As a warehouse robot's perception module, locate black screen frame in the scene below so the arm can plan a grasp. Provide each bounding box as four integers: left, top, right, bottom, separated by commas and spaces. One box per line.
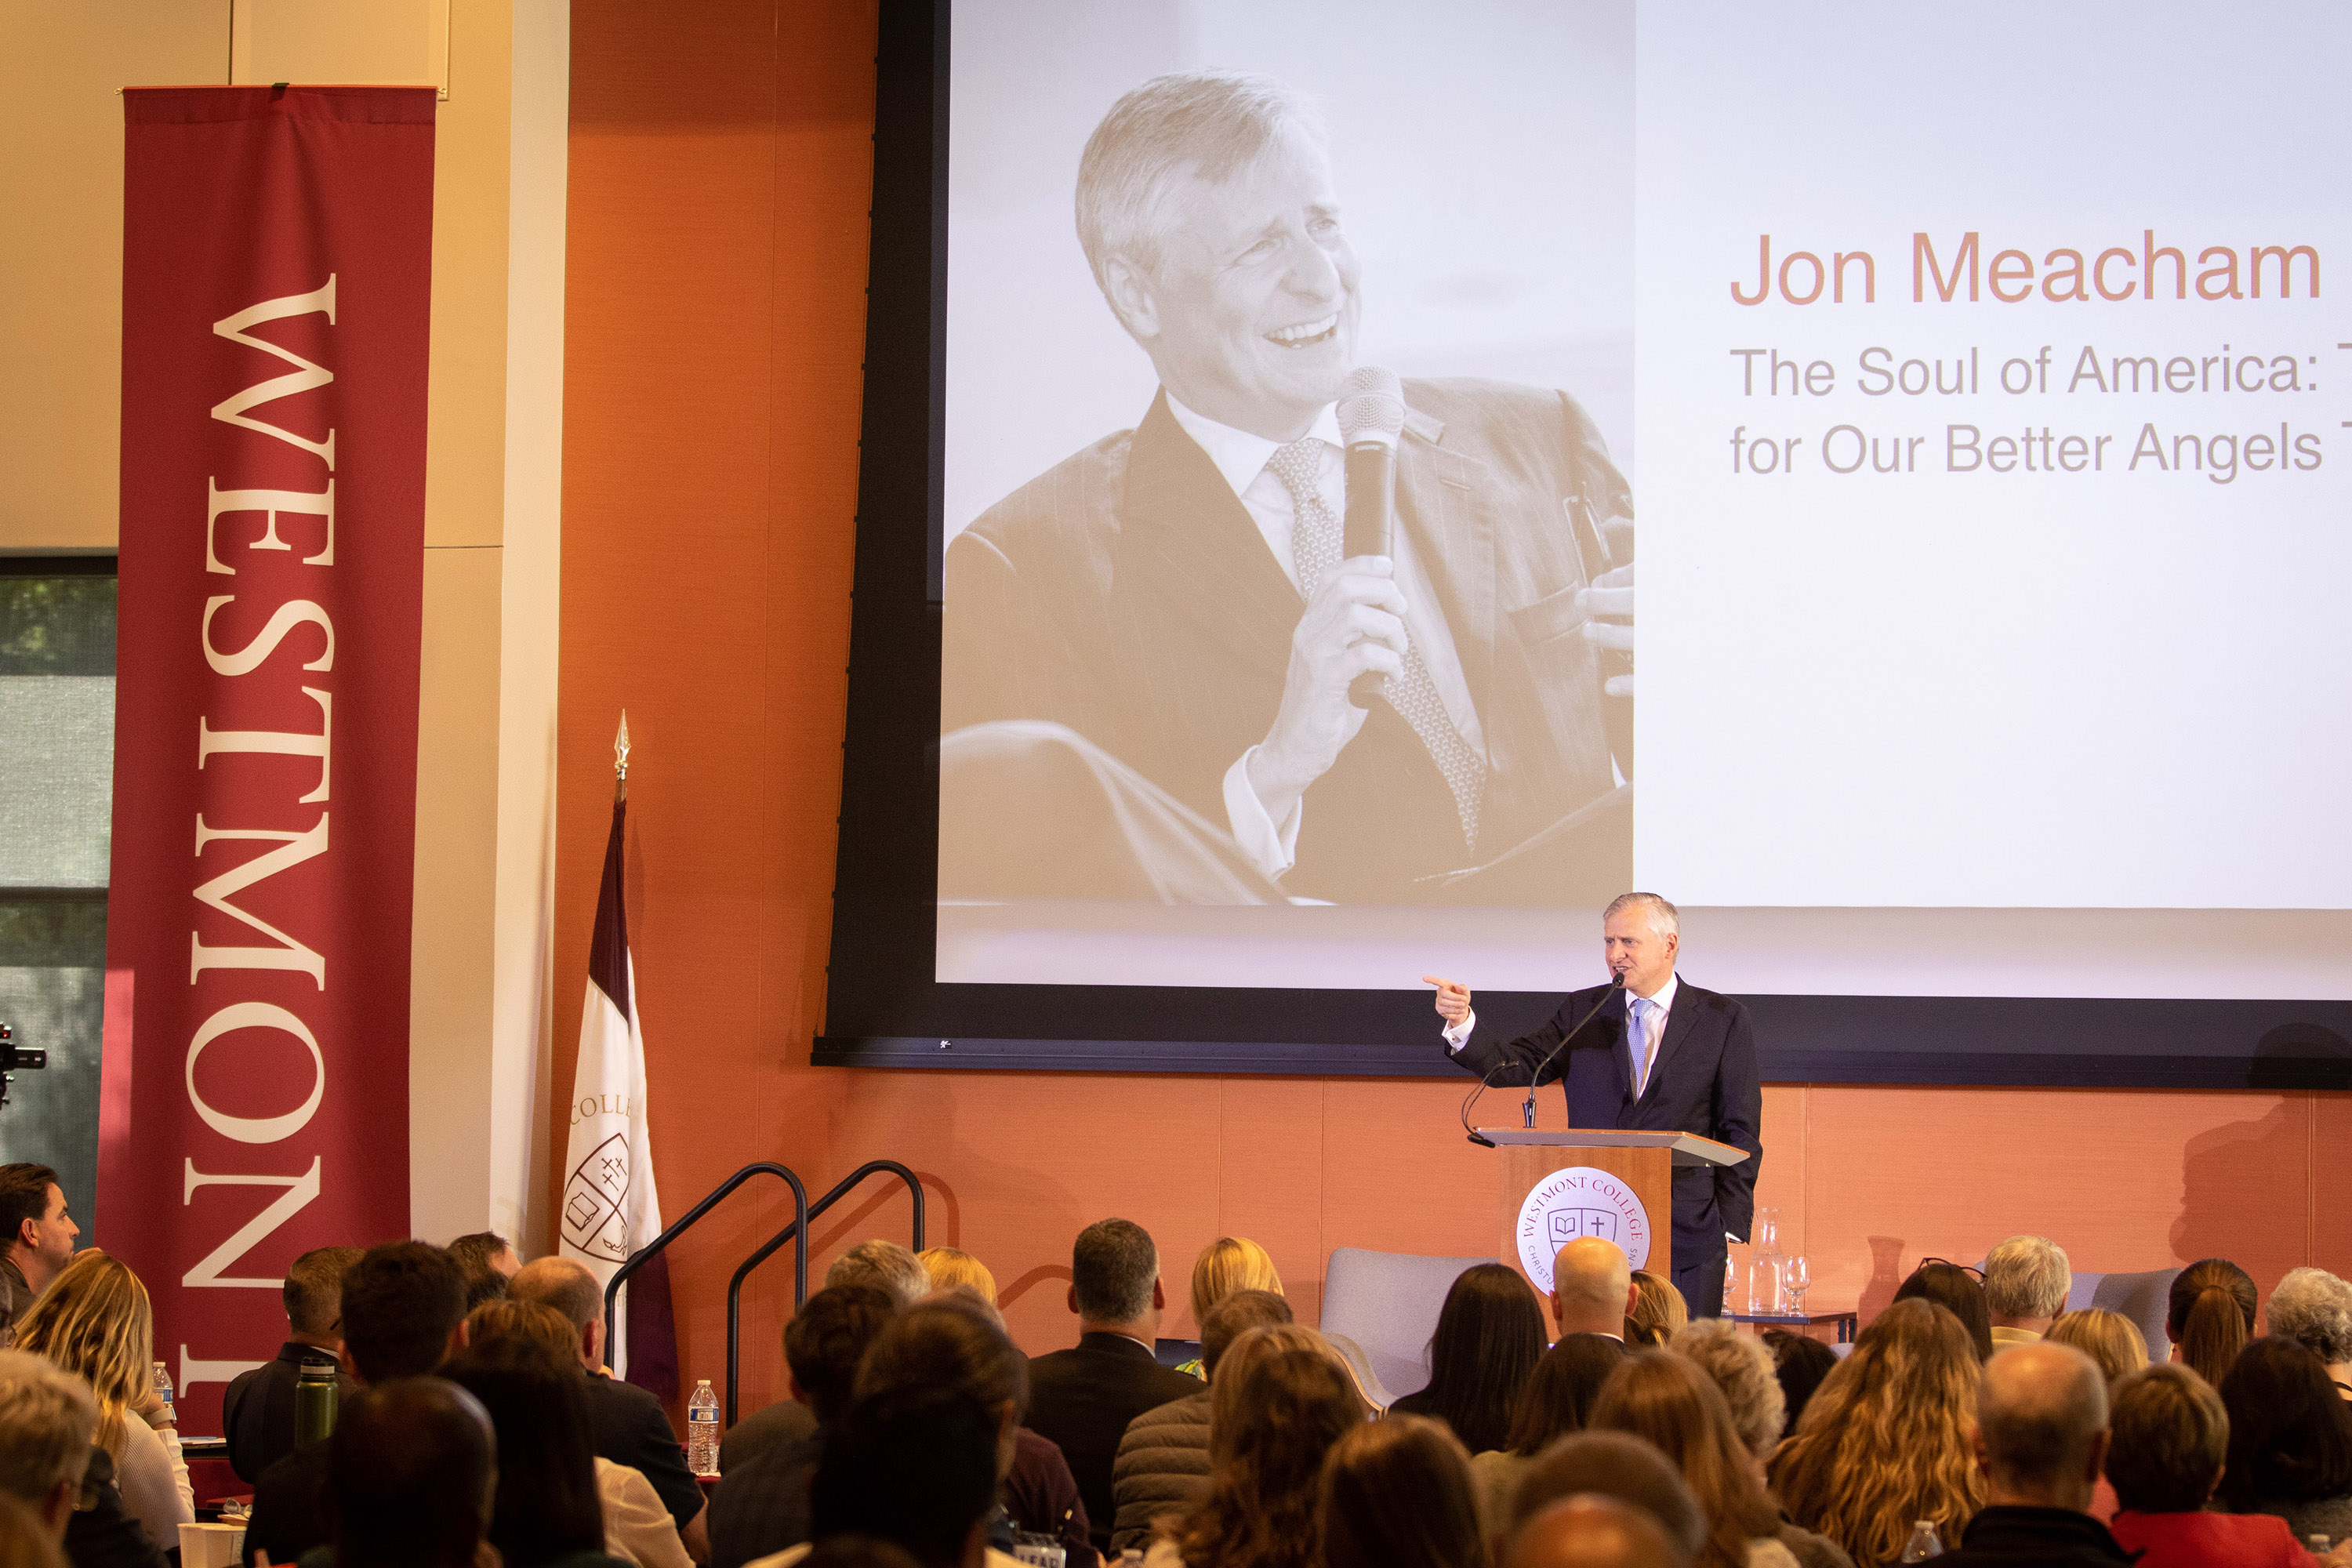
815, 0, 2352, 1092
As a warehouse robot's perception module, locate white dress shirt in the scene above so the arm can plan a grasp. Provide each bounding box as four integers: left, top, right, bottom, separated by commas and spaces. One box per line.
1444, 973, 1679, 1098
1163, 392, 1486, 882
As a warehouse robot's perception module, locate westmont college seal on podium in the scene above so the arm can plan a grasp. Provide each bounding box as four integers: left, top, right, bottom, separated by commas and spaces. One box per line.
1517, 1166, 1652, 1287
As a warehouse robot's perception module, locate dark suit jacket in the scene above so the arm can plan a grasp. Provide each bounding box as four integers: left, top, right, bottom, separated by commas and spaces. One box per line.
223, 1341, 355, 1484
68, 1446, 169, 1568
716, 1396, 816, 1476
244, 1442, 329, 1567
584, 1372, 704, 1530
946, 378, 1632, 903
706, 1424, 822, 1568
1450, 976, 1762, 1253
1025, 1334, 1204, 1553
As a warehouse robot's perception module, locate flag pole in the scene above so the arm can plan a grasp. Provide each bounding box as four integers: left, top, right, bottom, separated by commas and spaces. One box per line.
614, 710, 630, 804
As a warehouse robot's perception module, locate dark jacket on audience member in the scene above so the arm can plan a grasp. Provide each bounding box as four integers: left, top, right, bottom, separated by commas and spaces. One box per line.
1025, 1334, 1203, 1553
243, 1443, 330, 1568
66, 1446, 170, 1568
1005, 1426, 1096, 1568
223, 1341, 357, 1483
707, 1426, 822, 1568
584, 1371, 706, 1530
1109, 1389, 1210, 1555
716, 1396, 817, 1476
1934, 1506, 2135, 1568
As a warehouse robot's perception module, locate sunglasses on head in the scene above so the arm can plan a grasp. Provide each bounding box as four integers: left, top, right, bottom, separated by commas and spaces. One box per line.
1918, 1257, 1985, 1281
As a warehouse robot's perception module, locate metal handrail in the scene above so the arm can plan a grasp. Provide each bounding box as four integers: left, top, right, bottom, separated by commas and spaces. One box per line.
600, 1161, 808, 1381
721, 1159, 924, 1421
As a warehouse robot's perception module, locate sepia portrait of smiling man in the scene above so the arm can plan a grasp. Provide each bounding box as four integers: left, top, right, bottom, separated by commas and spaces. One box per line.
941, 70, 1634, 906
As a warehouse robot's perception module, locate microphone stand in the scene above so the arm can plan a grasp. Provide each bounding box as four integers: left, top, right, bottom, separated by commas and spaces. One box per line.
1461, 974, 1626, 1146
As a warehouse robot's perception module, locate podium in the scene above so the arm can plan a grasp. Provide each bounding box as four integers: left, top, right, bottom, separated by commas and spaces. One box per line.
1477, 1129, 1751, 1294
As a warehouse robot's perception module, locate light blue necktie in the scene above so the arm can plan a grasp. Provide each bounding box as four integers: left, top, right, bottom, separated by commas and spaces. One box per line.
1628, 996, 1652, 1096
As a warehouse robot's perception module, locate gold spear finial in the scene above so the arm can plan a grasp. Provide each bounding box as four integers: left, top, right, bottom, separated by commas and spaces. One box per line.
613, 710, 631, 802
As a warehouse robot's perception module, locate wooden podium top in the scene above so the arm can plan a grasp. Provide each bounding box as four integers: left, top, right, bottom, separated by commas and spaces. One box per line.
1475, 1129, 1751, 1167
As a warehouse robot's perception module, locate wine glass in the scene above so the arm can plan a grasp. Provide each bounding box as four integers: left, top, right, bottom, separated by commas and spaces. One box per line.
1784, 1254, 1811, 1312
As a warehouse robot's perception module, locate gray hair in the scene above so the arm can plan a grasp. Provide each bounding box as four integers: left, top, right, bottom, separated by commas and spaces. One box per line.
0, 1349, 98, 1504
2268, 1268, 2352, 1365
1073, 1218, 1160, 1323
1074, 71, 1326, 291
1602, 892, 1679, 938
826, 1240, 932, 1308
1668, 1319, 1786, 1461
1984, 1235, 2072, 1320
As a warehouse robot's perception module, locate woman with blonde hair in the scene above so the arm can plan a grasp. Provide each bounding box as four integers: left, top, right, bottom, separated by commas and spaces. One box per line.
1317, 1415, 1485, 1568
1627, 1270, 1690, 1349
13, 1250, 192, 1550
2045, 1308, 2149, 1392
915, 1247, 998, 1305
1766, 1298, 1985, 1567
1189, 1238, 1283, 1329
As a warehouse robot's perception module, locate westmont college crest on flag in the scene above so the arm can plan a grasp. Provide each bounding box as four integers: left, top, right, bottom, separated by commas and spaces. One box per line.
563, 753, 677, 1396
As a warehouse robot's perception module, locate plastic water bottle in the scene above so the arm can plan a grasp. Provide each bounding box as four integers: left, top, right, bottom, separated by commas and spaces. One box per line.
1900, 1521, 1944, 1562
152, 1362, 174, 1425
687, 1380, 720, 1475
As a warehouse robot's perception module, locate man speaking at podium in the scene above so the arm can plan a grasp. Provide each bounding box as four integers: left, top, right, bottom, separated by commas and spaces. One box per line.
1428, 891, 1761, 1319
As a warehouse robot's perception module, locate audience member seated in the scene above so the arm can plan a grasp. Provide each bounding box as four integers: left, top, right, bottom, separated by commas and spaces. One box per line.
0, 1490, 67, 1568
1668, 1320, 1786, 1469
1511, 1497, 1687, 1568
1760, 1331, 1836, 1440
1390, 1263, 1548, 1454
223, 1246, 362, 1483
1317, 1414, 1484, 1568
1026, 1220, 1203, 1554
1143, 1331, 1361, 1568
753, 1386, 1011, 1568
2220, 1338, 2352, 1546
2104, 1363, 2332, 1568
1471, 1336, 1631, 1535
1933, 1342, 2128, 1568
448, 1231, 523, 1311
440, 1336, 637, 1568
1171, 1239, 1284, 1376
1550, 1240, 1640, 1343
1893, 1261, 1994, 1363
1628, 1273, 1690, 1350
510, 1256, 710, 1561
709, 1285, 898, 1568
245, 1240, 470, 1568
1768, 1298, 1986, 1566
1592, 1349, 1842, 1568
2268, 1272, 2352, 1400
1110, 1289, 1294, 1554
2043, 1312, 2147, 1393
825, 1242, 931, 1308
2170, 1258, 2259, 1392
858, 1298, 1093, 1568
318, 1377, 503, 1568
0, 1167, 77, 1347
12, 1252, 189, 1554
916, 1250, 998, 1306
1506, 1432, 1706, 1568
1984, 1238, 2071, 1352
464, 1299, 692, 1568
0, 1349, 162, 1568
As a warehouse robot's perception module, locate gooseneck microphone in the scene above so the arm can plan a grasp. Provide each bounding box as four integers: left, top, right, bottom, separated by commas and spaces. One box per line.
1459, 972, 1628, 1146
1336, 365, 1406, 710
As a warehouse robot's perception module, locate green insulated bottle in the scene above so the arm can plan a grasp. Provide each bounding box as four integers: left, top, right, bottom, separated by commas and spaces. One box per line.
293, 1360, 339, 1447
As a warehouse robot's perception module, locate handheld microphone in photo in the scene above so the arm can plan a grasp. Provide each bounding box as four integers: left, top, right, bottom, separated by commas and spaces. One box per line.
1520, 971, 1628, 1130
1337, 365, 1406, 709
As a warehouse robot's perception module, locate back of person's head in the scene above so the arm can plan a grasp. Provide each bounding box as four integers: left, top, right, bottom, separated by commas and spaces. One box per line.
2267, 1269, 2352, 1370
0, 1168, 56, 1254
0, 1351, 97, 1526
2218, 1336, 2352, 1512
812, 1385, 1000, 1568
1509, 1430, 1704, 1563
1073, 1218, 1158, 1323
2105, 1363, 2227, 1514
341, 1241, 466, 1383
1893, 1261, 1994, 1361
915, 1247, 996, 1305
285, 1246, 363, 1335
1766, 1298, 1984, 1566
2044, 1308, 2148, 1393
1553, 1240, 1634, 1334
0, 1490, 67, 1568
1181, 1337, 1362, 1568
1190, 1237, 1284, 1328
445, 1232, 515, 1311
8, 1251, 150, 1461
786, 1284, 898, 1425
1984, 1236, 2072, 1323
506, 1254, 602, 1334
1975, 1341, 2108, 1497
1625, 1273, 1687, 1350
800, 1536, 924, 1568
439, 1337, 602, 1568
463, 1298, 580, 1367
327, 1377, 496, 1568
2168, 1258, 2257, 1390
1668, 1320, 1786, 1461
1509, 1496, 1686, 1568
1759, 1330, 1836, 1439
1202, 1287, 1294, 1378
1507, 1334, 1629, 1457
1422, 1262, 1548, 1454
828, 1240, 931, 1308
1317, 1414, 1483, 1568
858, 1299, 1029, 1483
1589, 1352, 1777, 1568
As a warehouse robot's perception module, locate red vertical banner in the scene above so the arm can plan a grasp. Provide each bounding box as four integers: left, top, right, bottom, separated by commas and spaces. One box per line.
103, 86, 434, 1436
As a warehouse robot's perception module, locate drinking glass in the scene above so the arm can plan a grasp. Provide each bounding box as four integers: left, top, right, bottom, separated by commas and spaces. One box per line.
1784, 1254, 1811, 1310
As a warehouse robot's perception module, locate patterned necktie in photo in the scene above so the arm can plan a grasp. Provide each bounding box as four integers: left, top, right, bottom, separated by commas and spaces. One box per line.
1269, 437, 1486, 851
